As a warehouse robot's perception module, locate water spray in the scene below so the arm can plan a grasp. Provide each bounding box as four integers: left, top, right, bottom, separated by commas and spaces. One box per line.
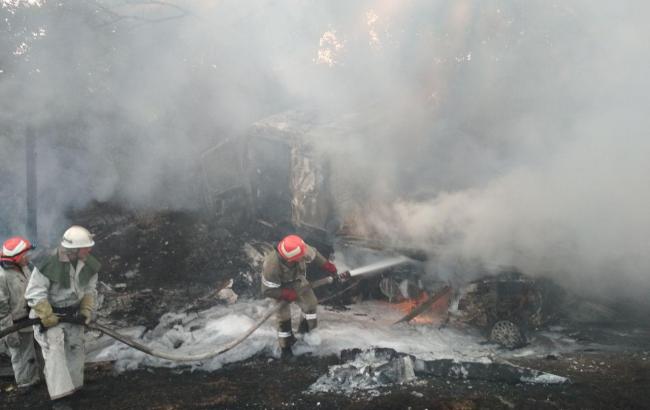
340, 256, 411, 280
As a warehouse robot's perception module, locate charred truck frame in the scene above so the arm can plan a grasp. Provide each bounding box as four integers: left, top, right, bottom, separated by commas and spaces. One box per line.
199, 111, 338, 257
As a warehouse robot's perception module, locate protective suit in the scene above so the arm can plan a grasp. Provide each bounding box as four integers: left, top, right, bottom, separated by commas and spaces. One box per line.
261, 235, 338, 356
0, 263, 40, 387
25, 237, 99, 400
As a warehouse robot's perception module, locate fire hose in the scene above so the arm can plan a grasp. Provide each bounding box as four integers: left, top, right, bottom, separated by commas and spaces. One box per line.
0, 278, 330, 362
0, 257, 410, 362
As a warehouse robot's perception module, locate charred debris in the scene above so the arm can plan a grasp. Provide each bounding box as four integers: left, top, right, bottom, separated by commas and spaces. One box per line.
1, 111, 641, 405
55, 111, 605, 350
59, 115, 618, 340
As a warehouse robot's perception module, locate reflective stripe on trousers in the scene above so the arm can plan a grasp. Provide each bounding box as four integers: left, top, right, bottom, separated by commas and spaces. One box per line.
302, 312, 318, 331
277, 319, 294, 348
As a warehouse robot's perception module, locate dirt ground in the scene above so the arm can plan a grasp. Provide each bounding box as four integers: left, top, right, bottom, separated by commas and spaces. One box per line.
1, 203, 649, 409
2, 348, 649, 409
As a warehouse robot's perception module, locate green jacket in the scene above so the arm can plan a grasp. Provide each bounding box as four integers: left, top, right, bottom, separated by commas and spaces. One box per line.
39, 253, 101, 289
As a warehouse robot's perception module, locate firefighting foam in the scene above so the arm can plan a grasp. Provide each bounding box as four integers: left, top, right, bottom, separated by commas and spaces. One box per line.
88, 297, 585, 375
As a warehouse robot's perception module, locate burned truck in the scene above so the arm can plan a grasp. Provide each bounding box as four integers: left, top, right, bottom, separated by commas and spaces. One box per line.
199, 110, 340, 256
198, 109, 431, 256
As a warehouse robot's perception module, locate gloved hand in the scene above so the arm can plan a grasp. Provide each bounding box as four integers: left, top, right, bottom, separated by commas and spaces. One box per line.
337, 270, 351, 282
79, 294, 95, 325
322, 261, 338, 275
33, 300, 59, 328
280, 288, 298, 302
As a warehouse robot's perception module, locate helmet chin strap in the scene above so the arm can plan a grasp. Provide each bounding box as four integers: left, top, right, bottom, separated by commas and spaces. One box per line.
0, 252, 30, 268
0, 259, 19, 269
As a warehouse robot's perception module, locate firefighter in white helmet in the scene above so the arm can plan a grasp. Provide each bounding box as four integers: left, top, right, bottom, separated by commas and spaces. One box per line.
0, 236, 41, 389
261, 234, 340, 358
25, 225, 100, 403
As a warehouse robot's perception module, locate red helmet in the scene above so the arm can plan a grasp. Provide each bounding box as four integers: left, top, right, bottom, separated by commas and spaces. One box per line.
1, 236, 34, 263
277, 235, 307, 262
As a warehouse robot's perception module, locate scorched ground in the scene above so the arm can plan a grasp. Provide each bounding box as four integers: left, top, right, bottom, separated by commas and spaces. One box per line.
1, 203, 649, 410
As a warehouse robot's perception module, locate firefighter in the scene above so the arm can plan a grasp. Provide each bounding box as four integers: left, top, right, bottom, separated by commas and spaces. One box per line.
0, 236, 41, 390
25, 225, 100, 404
261, 234, 340, 358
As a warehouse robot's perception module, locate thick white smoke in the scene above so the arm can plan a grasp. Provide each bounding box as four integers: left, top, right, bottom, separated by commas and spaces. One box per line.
322, 2, 650, 301
1, 1, 649, 301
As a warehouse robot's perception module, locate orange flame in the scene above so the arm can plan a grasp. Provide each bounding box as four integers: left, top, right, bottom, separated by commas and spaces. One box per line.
389, 290, 450, 325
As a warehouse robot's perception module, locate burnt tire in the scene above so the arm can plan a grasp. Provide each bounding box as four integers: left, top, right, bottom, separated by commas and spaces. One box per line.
489, 320, 526, 349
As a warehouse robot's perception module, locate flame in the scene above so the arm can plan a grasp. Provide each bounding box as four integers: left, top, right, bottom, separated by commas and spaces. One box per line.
389, 290, 450, 325
315, 30, 345, 67
366, 10, 381, 50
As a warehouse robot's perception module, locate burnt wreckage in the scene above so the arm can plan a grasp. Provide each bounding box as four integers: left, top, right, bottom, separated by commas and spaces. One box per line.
448, 271, 564, 349
1, 112, 626, 407
199, 111, 338, 252
198, 110, 564, 349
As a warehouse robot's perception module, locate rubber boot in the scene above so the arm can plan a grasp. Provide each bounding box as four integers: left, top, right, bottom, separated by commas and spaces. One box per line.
296, 318, 309, 335
280, 345, 294, 359
278, 319, 296, 361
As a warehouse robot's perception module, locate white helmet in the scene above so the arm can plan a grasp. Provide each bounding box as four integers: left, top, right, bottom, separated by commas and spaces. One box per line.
61, 225, 95, 249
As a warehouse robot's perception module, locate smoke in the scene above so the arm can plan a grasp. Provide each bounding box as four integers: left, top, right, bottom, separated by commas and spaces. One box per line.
315, 1, 650, 302
1, 1, 649, 301
1, 0, 301, 235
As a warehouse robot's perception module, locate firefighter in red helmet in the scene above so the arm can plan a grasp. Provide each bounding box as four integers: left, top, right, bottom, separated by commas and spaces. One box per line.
0, 236, 40, 389
261, 235, 340, 358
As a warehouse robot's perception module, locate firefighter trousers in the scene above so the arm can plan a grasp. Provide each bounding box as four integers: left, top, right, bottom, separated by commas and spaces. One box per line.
33, 322, 85, 400
6, 330, 40, 387
276, 285, 318, 348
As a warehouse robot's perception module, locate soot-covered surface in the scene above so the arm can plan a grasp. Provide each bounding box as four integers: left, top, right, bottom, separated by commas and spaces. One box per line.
1, 203, 649, 409
2, 350, 649, 409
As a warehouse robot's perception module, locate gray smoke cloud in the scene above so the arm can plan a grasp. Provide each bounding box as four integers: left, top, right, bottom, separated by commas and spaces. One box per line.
1, 1, 649, 301
314, 1, 650, 302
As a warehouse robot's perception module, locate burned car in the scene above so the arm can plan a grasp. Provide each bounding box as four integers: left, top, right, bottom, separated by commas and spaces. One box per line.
348, 258, 565, 350
447, 270, 565, 349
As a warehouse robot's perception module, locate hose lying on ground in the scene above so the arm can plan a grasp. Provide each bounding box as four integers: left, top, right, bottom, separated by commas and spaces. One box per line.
0, 276, 336, 362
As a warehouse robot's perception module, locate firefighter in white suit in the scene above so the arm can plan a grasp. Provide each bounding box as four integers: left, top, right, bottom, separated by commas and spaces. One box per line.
0, 236, 40, 389
25, 225, 99, 402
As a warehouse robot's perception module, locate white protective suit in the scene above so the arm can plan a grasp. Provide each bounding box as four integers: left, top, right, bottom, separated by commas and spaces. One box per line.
0, 264, 40, 387
25, 249, 98, 400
